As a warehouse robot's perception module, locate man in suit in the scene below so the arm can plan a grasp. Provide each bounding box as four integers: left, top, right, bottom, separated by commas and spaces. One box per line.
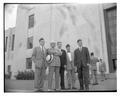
66, 44, 76, 89
74, 39, 90, 91
32, 38, 47, 91
57, 42, 67, 90
47, 41, 62, 91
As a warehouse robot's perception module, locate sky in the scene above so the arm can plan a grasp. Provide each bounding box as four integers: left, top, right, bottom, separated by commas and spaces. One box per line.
5, 4, 18, 30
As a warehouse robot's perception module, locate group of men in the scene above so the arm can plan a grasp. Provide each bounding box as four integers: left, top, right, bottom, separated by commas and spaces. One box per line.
32, 37, 103, 91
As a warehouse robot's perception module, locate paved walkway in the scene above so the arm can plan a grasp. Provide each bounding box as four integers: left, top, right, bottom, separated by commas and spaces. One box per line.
5, 73, 117, 92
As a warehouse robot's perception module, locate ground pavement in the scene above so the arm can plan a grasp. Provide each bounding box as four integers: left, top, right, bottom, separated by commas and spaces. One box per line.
5, 72, 117, 92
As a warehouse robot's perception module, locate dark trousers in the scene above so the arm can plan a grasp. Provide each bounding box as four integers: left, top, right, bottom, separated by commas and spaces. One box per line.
77, 66, 89, 90
60, 67, 65, 89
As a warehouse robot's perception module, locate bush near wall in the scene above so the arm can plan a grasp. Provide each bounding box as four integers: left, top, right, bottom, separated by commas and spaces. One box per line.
5, 72, 11, 79
14, 70, 34, 80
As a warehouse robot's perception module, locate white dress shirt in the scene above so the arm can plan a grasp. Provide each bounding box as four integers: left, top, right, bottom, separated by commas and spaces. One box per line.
67, 52, 72, 62
39, 45, 45, 52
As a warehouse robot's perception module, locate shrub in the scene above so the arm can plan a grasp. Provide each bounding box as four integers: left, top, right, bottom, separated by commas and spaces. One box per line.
5, 72, 12, 79
14, 70, 34, 80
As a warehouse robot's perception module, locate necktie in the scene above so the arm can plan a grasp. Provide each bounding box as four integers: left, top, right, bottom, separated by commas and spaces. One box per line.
41, 46, 45, 63
41, 46, 44, 57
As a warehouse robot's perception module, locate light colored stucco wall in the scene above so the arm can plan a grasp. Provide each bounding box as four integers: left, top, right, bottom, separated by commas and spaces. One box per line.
11, 5, 29, 78
5, 27, 15, 74
48, 4, 108, 74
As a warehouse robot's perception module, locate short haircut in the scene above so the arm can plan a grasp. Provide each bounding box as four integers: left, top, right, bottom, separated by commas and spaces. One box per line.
66, 44, 70, 48
91, 52, 94, 56
39, 38, 44, 42
77, 39, 82, 43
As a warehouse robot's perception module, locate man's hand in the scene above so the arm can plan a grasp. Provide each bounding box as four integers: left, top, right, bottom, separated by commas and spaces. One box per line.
87, 63, 91, 67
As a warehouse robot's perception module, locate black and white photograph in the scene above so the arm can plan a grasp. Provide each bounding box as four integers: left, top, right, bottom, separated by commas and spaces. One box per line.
3, 1, 118, 95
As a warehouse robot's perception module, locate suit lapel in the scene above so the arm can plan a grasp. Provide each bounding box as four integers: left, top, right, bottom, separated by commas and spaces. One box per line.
71, 52, 74, 61
37, 47, 42, 53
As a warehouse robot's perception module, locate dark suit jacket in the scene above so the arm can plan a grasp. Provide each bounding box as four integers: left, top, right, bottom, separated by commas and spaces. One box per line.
59, 49, 67, 67
74, 47, 90, 68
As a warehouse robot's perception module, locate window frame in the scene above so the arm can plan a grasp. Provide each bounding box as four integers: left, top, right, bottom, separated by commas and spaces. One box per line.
7, 65, 11, 72
27, 36, 33, 49
26, 57, 32, 69
5, 36, 8, 52
28, 14, 34, 29
11, 34, 15, 51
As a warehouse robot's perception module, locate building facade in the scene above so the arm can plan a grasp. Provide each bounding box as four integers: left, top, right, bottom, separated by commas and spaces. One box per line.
5, 3, 117, 79
5, 27, 15, 75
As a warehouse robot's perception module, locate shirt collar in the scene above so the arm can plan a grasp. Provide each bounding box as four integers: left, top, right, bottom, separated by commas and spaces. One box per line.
40, 45, 44, 49
79, 46, 82, 49
58, 48, 62, 51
